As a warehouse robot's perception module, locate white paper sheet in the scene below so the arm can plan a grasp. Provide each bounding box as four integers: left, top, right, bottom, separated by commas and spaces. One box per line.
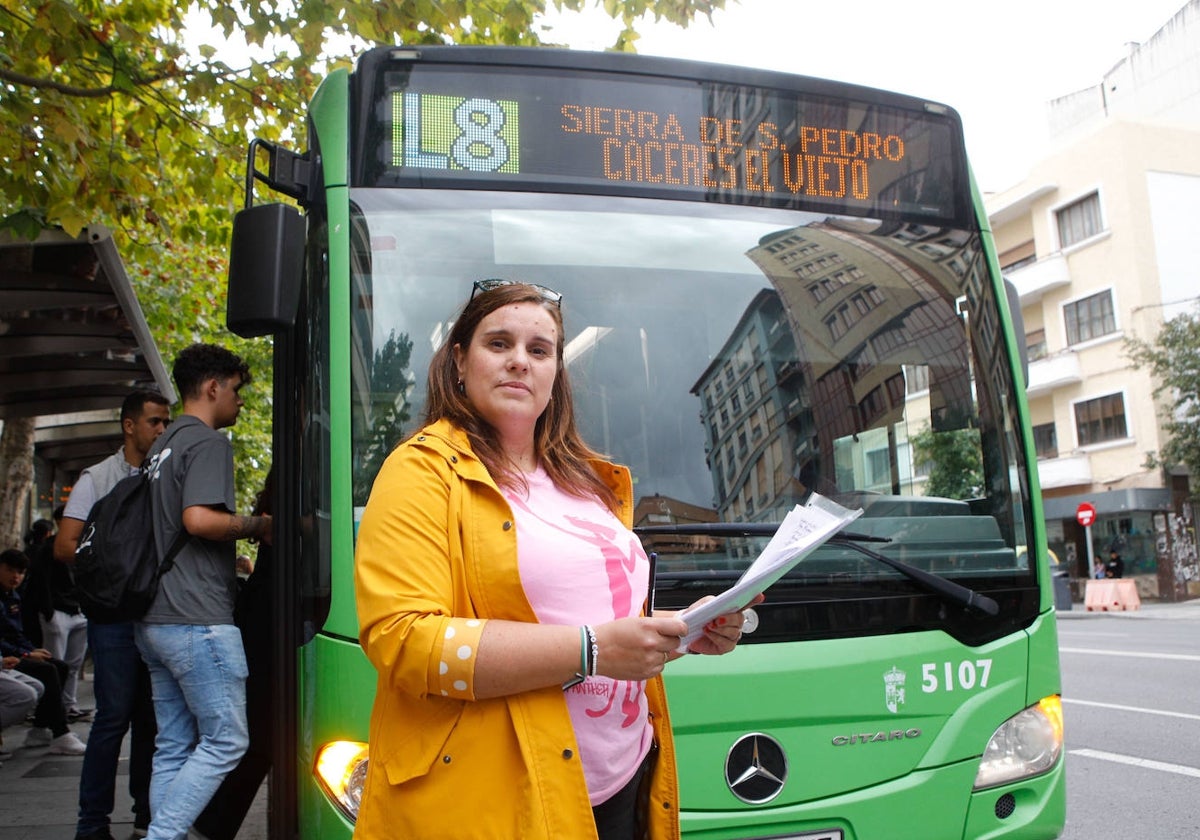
675, 493, 863, 649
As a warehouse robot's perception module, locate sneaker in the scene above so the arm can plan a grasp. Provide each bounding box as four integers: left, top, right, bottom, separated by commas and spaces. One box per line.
131, 827, 148, 839
48, 731, 87, 755
23, 726, 52, 748
67, 707, 95, 722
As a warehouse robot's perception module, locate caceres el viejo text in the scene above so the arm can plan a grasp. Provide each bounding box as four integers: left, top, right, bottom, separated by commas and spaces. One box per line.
560, 103, 908, 201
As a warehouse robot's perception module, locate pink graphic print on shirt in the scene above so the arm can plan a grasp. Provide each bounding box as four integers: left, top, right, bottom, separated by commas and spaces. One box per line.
505, 493, 647, 728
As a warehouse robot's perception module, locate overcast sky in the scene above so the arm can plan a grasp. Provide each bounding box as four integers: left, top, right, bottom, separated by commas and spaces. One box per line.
541, 0, 1192, 192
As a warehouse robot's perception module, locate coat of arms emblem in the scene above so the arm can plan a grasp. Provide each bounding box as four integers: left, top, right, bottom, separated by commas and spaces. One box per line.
884, 666, 906, 714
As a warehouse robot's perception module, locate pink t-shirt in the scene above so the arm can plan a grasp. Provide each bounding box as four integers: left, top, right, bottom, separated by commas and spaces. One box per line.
503, 467, 653, 806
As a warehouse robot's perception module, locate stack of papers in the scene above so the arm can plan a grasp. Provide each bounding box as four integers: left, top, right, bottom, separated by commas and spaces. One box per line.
676, 493, 863, 648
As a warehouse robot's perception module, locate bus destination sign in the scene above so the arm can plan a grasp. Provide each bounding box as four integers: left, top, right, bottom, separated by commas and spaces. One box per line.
379, 66, 965, 223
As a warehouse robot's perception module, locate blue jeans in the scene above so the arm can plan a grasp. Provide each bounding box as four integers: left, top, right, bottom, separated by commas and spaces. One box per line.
135, 624, 249, 840
77, 620, 156, 836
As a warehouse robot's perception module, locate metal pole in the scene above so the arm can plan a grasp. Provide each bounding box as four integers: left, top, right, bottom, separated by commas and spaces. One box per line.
1085, 523, 1095, 575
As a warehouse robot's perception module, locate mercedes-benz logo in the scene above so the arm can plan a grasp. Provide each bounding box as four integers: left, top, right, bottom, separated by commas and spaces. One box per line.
725, 732, 788, 804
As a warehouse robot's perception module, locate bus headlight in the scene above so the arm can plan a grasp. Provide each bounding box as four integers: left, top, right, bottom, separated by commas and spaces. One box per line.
314, 740, 369, 821
973, 695, 1063, 790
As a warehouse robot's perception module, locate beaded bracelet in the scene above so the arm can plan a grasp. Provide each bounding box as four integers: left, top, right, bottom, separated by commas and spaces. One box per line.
584, 624, 599, 677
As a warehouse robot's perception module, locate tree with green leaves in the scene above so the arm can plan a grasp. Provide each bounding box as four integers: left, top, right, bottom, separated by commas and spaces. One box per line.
0, 0, 726, 515
910, 424, 984, 500
1125, 308, 1200, 490
354, 330, 416, 503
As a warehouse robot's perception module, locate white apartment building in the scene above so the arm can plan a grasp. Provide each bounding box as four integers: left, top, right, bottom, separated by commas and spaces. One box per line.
985, 1, 1200, 601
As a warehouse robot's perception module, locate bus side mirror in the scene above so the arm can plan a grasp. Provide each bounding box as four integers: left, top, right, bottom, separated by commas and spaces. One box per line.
227, 203, 305, 337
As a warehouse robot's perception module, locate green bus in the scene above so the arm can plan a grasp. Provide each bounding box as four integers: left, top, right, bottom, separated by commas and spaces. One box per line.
227, 45, 1065, 840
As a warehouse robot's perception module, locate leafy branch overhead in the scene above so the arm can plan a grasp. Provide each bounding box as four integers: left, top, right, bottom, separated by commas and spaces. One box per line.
1, 0, 724, 511
1, 0, 726, 243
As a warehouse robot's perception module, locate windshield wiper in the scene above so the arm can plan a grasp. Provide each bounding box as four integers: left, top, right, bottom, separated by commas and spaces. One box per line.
829, 533, 1000, 616
635, 523, 1000, 616
636, 522, 890, 542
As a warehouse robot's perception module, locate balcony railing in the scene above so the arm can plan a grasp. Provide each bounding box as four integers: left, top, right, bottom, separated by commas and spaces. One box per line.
1037, 454, 1092, 490
1007, 252, 1071, 305
1026, 350, 1082, 397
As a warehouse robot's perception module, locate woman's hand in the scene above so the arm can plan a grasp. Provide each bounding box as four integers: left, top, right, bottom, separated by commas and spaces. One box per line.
682, 593, 765, 656
593, 615, 688, 681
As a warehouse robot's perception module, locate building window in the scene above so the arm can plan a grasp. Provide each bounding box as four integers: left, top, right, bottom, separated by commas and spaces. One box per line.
905, 364, 929, 394
1032, 422, 1058, 459
866, 449, 890, 485
1064, 290, 1116, 345
1056, 191, 1103, 248
1026, 328, 1047, 361
1075, 394, 1127, 446
885, 372, 906, 407
999, 239, 1036, 272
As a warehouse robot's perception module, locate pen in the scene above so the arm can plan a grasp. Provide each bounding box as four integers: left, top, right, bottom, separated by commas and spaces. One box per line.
646, 551, 657, 615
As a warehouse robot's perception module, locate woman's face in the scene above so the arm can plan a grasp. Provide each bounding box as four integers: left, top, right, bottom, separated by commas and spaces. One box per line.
453, 301, 559, 442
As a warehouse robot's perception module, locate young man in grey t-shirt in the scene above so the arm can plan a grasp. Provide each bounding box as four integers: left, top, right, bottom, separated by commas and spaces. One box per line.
135, 344, 271, 840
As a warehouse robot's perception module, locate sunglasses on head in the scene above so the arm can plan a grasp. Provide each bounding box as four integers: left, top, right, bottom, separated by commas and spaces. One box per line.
469, 278, 563, 307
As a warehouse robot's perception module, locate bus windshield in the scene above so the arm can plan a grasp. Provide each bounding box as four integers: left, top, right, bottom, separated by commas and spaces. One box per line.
348, 187, 1036, 644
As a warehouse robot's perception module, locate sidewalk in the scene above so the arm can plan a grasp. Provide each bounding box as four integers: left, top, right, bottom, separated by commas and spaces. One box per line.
0, 670, 266, 840
1056, 594, 1200, 620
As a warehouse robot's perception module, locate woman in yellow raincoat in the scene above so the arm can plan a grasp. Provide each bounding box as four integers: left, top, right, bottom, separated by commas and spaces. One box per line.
355, 280, 754, 840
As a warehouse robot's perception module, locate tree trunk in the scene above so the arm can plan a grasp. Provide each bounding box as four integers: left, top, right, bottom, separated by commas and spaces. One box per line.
0, 416, 36, 551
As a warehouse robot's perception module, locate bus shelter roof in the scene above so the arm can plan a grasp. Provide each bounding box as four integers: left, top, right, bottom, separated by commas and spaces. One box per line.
0, 224, 176, 476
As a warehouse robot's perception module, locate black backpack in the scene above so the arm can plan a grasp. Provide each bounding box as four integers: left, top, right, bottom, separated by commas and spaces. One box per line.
73, 467, 188, 623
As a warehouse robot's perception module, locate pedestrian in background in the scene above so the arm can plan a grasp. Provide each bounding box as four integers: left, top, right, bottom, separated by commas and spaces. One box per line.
1105, 549, 1125, 579
57, 389, 172, 840
194, 468, 276, 840
135, 344, 272, 840
19, 518, 54, 647
25, 506, 91, 722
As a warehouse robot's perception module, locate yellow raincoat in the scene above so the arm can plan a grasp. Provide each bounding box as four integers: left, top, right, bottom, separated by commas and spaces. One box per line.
354, 419, 680, 840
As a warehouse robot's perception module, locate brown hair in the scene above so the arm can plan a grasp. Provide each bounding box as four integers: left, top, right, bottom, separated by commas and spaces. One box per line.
423, 282, 617, 511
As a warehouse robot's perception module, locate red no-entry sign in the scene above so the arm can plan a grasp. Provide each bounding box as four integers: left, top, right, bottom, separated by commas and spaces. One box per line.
1076, 502, 1097, 528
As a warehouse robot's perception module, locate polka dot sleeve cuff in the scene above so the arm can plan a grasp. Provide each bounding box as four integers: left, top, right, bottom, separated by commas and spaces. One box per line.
436, 618, 485, 699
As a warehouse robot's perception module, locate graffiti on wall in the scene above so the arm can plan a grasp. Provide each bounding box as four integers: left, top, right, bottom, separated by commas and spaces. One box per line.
1170, 504, 1199, 584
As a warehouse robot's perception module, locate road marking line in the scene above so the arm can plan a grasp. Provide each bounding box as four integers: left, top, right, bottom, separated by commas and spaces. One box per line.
1059, 646, 1200, 662
1062, 698, 1200, 722
1057, 630, 1128, 637
1070, 749, 1200, 779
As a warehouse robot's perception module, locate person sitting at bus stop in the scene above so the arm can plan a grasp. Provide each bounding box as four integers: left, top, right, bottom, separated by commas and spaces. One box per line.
354, 280, 758, 840
0, 548, 87, 755
1, 659, 44, 759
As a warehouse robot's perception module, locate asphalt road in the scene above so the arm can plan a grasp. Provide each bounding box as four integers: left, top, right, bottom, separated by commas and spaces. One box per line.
1056, 608, 1200, 840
